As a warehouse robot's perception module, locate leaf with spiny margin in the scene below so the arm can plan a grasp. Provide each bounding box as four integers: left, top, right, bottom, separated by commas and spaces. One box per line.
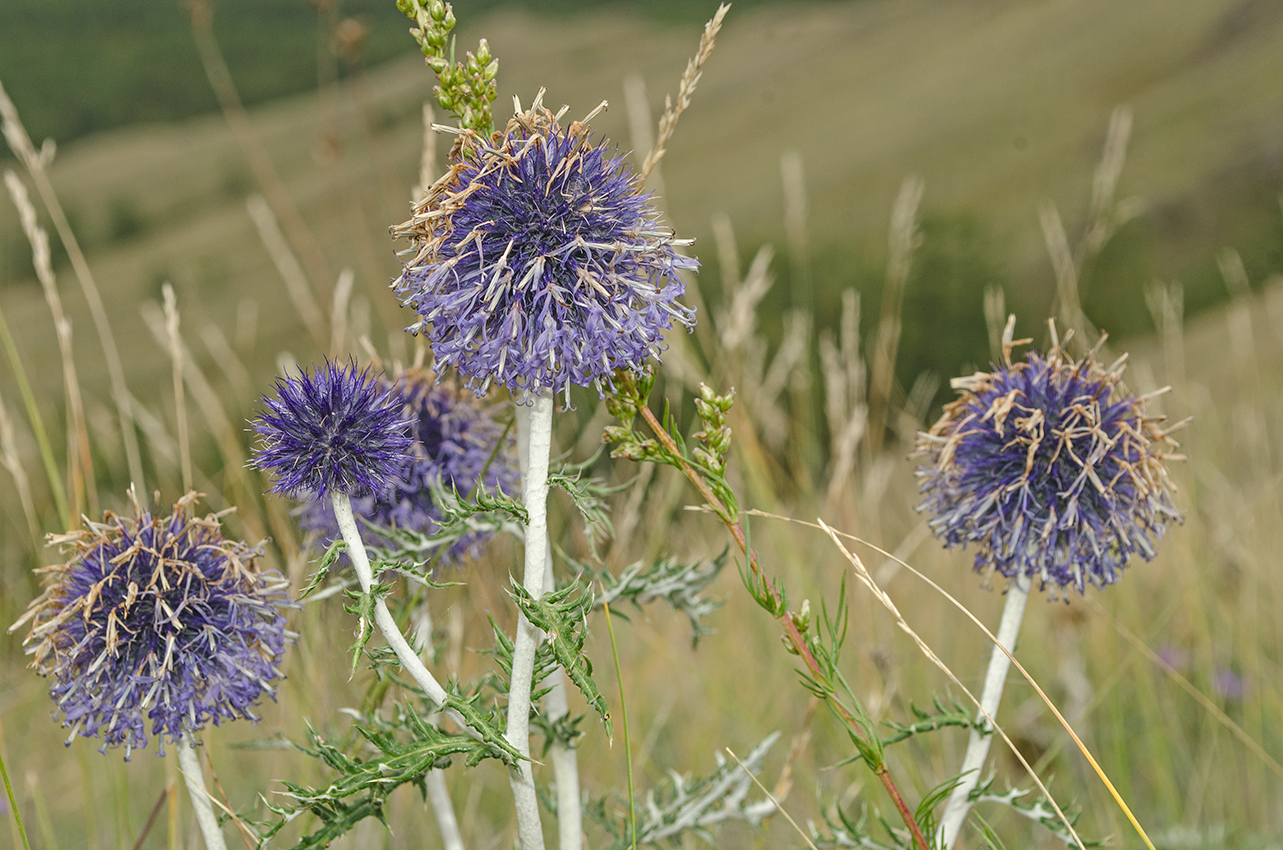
255, 714, 500, 849
969, 779, 1099, 847
548, 450, 626, 559
585, 733, 780, 848
570, 549, 727, 644
510, 578, 611, 737
879, 696, 982, 747
481, 613, 556, 705
299, 538, 345, 600
804, 800, 912, 849
342, 581, 393, 678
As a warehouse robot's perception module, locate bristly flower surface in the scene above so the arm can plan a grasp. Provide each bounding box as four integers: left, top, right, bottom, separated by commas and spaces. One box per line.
392, 91, 697, 401
250, 359, 414, 500
12, 492, 291, 759
299, 367, 519, 565
914, 322, 1182, 595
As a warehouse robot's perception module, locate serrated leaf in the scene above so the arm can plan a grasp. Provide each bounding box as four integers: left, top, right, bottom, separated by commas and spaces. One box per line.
511, 579, 612, 737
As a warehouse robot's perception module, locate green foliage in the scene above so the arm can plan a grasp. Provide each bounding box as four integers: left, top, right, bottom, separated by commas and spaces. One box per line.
575, 549, 728, 642
0, 0, 414, 153
510, 578, 612, 737
549, 452, 623, 559
586, 733, 780, 849
396, 0, 498, 133
879, 696, 984, 747
255, 705, 508, 849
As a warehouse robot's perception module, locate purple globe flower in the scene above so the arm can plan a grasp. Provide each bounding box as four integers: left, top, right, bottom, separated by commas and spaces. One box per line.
914, 325, 1182, 595
299, 367, 519, 566
392, 92, 697, 400
13, 492, 291, 759
250, 359, 414, 500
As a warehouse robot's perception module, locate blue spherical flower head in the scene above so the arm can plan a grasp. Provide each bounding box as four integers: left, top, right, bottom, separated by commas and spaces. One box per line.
392, 91, 698, 401
914, 322, 1182, 596
299, 367, 520, 566
250, 359, 414, 500
13, 492, 291, 760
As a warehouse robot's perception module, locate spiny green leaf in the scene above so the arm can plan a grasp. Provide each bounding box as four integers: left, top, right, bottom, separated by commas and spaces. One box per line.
511, 579, 612, 737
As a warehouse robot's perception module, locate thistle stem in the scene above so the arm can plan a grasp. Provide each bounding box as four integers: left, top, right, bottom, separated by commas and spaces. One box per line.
544, 550, 582, 850
939, 578, 1031, 849
425, 770, 465, 850
506, 390, 554, 849
176, 733, 227, 850
412, 604, 466, 850
330, 493, 455, 711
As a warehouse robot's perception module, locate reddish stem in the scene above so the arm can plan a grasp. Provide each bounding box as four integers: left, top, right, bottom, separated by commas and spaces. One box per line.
628, 391, 930, 850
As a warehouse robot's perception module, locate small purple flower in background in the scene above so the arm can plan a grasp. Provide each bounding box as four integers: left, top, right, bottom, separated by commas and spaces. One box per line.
392, 90, 697, 400
250, 359, 414, 499
915, 322, 1182, 595
299, 367, 519, 566
12, 492, 291, 760
1214, 667, 1246, 701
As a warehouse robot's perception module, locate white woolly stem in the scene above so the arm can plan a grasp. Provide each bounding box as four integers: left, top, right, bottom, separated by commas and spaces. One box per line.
544, 546, 582, 850
330, 493, 455, 710
506, 390, 554, 850
176, 733, 227, 850
412, 602, 466, 850
426, 770, 465, 850
939, 579, 1031, 849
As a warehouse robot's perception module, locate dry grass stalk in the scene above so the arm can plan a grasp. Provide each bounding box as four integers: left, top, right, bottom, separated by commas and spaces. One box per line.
1084, 106, 1141, 259
814, 518, 1090, 850
139, 301, 281, 550
718, 244, 774, 355
1042, 105, 1141, 354
0, 393, 40, 548
822, 289, 867, 508
624, 73, 666, 200
187, 0, 332, 293
414, 101, 437, 202
4, 170, 96, 519
1144, 279, 1185, 391
1218, 248, 1255, 370
983, 283, 1006, 363
639, 3, 730, 182
780, 149, 812, 312
198, 324, 254, 403
330, 268, 355, 357
0, 76, 144, 491
161, 284, 193, 491
867, 175, 924, 457
1040, 201, 1092, 344
246, 195, 328, 348
0, 297, 67, 528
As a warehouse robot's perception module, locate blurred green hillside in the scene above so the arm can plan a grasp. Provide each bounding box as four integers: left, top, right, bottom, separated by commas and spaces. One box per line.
0, 0, 777, 148
0, 0, 1281, 411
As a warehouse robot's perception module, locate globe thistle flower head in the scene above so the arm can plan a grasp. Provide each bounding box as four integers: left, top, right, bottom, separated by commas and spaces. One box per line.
299, 367, 520, 565
12, 491, 291, 759
250, 359, 414, 500
914, 319, 1182, 596
392, 89, 698, 402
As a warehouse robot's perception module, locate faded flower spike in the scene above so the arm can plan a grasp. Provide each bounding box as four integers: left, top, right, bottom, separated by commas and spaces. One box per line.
250, 359, 414, 500
915, 319, 1182, 595
392, 90, 697, 401
300, 367, 520, 564
11, 492, 291, 759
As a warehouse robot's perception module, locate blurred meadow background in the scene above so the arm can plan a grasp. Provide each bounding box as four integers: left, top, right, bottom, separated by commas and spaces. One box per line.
2, 0, 1283, 847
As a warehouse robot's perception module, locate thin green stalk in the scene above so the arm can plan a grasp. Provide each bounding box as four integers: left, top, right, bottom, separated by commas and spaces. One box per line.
0, 742, 32, 850
0, 300, 68, 528
601, 594, 636, 850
